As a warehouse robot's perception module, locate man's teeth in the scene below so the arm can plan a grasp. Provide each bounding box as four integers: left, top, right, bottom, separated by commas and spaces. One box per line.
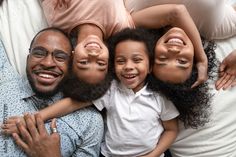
38, 73, 54, 79
168, 38, 183, 44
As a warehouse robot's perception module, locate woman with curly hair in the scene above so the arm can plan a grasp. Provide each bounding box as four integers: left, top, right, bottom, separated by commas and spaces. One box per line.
147, 27, 218, 128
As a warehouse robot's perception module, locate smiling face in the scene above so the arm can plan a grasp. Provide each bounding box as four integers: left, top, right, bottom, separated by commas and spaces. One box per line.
153, 27, 194, 83
72, 35, 109, 84
26, 30, 72, 96
115, 40, 150, 93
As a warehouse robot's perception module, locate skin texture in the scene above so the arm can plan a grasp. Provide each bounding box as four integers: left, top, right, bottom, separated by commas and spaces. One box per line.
72, 34, 109, 84
1, 28, 73, 157
26, 30, 72, 96
153, 27, 194, 84
53, 1, 207, 87
148, 29, 218, 128
215, 50, 236, 90
114, 40, 151, 93
12, 113, 61, 157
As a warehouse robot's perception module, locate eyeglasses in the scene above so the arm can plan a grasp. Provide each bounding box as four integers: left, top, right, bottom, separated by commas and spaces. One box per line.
29, 47, 71, 63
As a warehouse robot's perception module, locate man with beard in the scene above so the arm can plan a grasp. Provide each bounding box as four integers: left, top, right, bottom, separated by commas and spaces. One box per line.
0, 27, 104, 157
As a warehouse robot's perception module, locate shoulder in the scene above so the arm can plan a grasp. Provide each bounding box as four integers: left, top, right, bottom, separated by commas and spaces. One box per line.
62, 106, 103, 129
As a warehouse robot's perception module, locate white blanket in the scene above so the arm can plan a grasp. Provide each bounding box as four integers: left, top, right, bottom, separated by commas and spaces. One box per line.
170, 36, 236, 157
0, 0, 48, 75
0, 0, 236, 156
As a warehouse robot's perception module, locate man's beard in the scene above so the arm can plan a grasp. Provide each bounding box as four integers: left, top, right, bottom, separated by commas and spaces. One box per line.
26, 69, 64, 98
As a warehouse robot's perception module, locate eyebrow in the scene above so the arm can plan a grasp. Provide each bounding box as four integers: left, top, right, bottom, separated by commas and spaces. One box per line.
32, 46, 69, 55
31, 46, 47, 51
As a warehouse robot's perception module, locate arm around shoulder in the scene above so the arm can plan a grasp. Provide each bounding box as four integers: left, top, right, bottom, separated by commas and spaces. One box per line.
39, 97, 92, 122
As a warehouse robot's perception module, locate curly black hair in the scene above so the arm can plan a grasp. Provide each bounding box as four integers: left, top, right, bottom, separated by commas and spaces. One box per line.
148, 32, 218, 128
0, 0, 3, 6
63, 71, 112, 102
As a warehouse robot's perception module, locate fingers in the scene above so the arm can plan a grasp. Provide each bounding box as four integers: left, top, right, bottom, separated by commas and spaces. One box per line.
1, 123, 19, 135
215, 72, 228, 90
12, 133, 29, 152
16, 120, 33, 145
222, 75, 236, 90
219, 60, 226, 73
34, 113, 47, 136
23, 114, 39, 141
230, 80, 236, 87
50, 119, 60, 141
50, 118, 57, 132
191, 64, 208, 88
215, 72, 236, 90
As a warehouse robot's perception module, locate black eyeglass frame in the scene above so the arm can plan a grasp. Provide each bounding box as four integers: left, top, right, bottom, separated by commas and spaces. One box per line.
29, 46, 71, 63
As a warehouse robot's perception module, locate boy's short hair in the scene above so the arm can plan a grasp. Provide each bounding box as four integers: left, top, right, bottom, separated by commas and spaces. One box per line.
108, 28, 154, 73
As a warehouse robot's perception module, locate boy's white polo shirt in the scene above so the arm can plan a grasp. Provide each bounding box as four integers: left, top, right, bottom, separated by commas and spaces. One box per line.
93, 80, 179, 157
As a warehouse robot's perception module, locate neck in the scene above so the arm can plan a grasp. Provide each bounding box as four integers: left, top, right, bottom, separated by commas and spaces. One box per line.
75, 24, 104, 43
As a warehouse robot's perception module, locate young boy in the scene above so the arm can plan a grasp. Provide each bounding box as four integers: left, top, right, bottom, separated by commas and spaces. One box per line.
3, 28, 179, 157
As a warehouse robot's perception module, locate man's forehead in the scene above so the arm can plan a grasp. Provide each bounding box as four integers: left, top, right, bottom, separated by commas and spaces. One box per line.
35, 31, 66, 42
32, 31, 71, 51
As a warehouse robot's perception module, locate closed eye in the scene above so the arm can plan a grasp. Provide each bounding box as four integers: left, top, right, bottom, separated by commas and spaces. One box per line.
133, 57, 143, 63
116, 58, 125, 65
97, 61, 107, 66
177, 58, 188, 65
158, 56, 167, 62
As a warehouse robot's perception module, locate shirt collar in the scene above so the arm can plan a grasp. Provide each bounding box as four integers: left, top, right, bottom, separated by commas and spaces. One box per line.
117, 81, 153, 96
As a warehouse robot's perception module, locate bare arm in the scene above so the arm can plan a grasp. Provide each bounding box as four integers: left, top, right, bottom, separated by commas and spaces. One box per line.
1, 98, 92, 135
140, 118, 178, 157
132, 4, 208, 87
39, 97, 92, 122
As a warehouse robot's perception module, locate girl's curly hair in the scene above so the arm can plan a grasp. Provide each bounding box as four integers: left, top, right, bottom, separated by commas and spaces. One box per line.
148, 30, 218, 128
63, 72, 112, 102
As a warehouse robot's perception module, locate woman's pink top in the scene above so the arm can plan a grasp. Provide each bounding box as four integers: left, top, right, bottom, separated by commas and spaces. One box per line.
42, 0, 135, 38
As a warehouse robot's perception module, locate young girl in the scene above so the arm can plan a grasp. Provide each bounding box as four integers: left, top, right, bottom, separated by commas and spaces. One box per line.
4, 28, 180, 157
41, 0, 207, 88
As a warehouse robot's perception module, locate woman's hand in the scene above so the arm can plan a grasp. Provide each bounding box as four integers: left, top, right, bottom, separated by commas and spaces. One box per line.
215, 50, 236, 90
191, 53, 208, 88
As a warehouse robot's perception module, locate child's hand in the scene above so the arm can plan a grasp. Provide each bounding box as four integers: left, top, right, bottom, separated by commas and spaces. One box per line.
191, 54, 208, 88
215, 50, 236, 90
1, 116, 26, 135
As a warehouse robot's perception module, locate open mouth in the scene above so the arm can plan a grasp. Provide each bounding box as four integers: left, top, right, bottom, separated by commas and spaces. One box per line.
123, 74, 136, 79
85, 42, 102, 49
34, 70, 61, 85
165, 37, 185, 46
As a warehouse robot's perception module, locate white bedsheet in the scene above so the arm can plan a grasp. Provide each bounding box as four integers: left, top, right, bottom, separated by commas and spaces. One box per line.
0, 0, 236, 156
170, 1, 236, 156
0, 0, 48, 76
170, 36, 236, 157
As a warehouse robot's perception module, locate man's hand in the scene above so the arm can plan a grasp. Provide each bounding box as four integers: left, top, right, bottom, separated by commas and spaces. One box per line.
215, 50, 236, 90
12, 113, 61, 157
